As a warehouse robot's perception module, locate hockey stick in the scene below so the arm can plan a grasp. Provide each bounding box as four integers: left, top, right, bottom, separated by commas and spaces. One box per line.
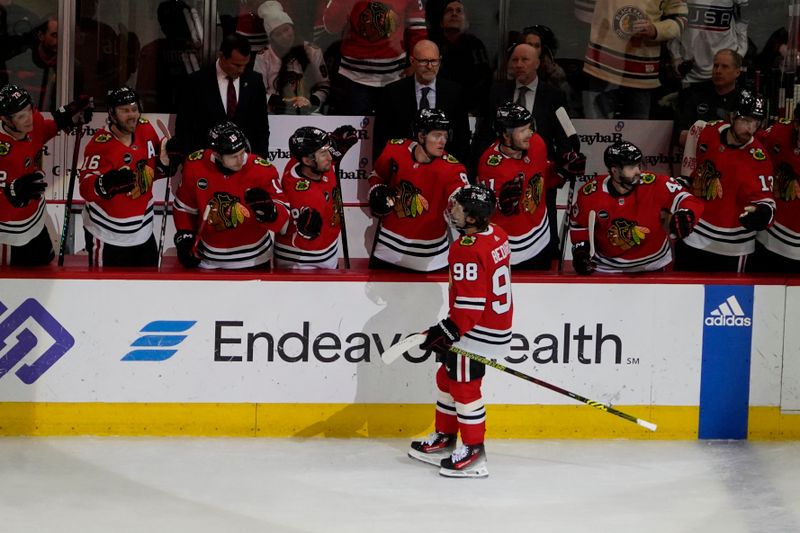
192, 203, 212, 256
57, 124, 86, 266
333, 178, 350, 269
449, 345, 658, 432
557, 175, 576, 273
588, 209, 597, 257
381, 333, 426, 364
155, 119, 173, 269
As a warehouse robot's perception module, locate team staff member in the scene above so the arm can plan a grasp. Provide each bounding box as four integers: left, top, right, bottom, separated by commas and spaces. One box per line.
675, 90, 776, 272
368, 108, 468, 272
477, 102, 569, 270
173, 121, 291, 270
274, 125, 357, 269
751, 106, 800, 273
0, 84, 91, 265
408, 185, 512, 479
79, 87, 171, 267
570, 141, 703, 274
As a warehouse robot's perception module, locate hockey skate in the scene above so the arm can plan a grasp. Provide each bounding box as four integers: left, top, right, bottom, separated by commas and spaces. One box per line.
408, 432, 457, 466
439, 444, 488, 478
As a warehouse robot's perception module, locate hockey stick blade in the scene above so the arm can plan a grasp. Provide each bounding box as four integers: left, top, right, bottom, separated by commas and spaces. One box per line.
449, 345, 657, 432
381, 333, 425, 364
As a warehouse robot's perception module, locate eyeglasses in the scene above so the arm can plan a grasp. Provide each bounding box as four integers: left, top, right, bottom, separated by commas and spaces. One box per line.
413, 57, 441, 67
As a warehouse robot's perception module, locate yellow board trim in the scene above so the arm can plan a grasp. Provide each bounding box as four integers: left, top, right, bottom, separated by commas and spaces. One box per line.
1, 403, 798, 439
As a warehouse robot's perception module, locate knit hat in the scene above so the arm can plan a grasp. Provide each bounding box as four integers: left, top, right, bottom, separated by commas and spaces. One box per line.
258, 1, 293, 35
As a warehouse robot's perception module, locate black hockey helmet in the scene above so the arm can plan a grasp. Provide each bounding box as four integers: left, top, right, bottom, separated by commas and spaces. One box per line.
0, 84, 32, 116
107, 86, 140, 109
604, 141, 643, 170
450, 184, 496, 231
494, 102, 533, 137
412, 108, 452, 139
208, 121, 251, 155
733, 89, 766, 121
289, 126, 331, 160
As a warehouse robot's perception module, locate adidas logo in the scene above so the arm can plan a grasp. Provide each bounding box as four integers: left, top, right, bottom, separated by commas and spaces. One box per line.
704, 296, 752, 327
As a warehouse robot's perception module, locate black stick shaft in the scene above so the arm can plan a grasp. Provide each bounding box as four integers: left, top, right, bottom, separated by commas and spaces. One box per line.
57, 126, 85, 266
334, 174, 350, 269
558, 176, 576, 273
449, 346, 656, 431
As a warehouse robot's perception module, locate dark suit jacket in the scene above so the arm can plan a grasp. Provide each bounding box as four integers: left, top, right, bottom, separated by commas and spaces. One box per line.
472, 79, 570, 166
373, 76, 471, 164
174, 66, 270, 158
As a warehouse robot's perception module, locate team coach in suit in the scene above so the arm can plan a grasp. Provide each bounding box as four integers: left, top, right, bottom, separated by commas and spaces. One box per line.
374, 39, 470, 163
174, 33, 270, 158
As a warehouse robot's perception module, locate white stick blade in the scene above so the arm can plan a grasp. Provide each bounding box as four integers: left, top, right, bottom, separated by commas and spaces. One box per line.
638, 419, 658, 432
381, 333, 425, 364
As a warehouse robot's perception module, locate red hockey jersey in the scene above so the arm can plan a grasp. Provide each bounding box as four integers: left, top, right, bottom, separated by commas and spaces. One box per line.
0, 110, 57, 246
476, 137, 561, 265
79, 118, 164, 246
173, 150, 291, 269
683, 121, 775, 256
322, 0, 427, 87
570, 173, 704, 272
757, 120, 800, 260
448, 224, 513, 369
274, 158, 342, 269
369, 139, 468, 271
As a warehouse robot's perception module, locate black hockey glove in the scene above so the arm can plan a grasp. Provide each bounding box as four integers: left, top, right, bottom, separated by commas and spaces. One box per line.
369, 183, 394, 216
739, 203, 773, 232
329, 125, 358, 163
296, 206, 323, 239
4, 171, 47, 207
53, 95, 93, 132
244, 187, 277, 223
571, 241, 595, 275
174, 231, 201, 268
498, 177, 523, 216
556, 150, 587, 181
669, 209, 696, 239
420, 318, 461, 355
95, 168, 136, 199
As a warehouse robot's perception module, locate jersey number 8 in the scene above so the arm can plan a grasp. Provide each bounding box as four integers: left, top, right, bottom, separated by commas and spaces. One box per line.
452, 262, 511, 314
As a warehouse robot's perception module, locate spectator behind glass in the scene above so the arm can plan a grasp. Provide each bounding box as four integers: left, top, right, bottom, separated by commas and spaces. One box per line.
253, 1, 330, 115
674, 49, 741, 146
668, 0, 748, 87
431, 0, 491, 116
136, 0, 202, 112
520, 25, 579, 116
6, 15, 57, 111
582, 0, 689, 119
0, 0, 38, 86
75, 0, 124, 109
322, 0, 428, 115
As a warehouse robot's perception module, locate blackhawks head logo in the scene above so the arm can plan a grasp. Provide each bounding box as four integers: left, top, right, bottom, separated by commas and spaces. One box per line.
208, 191, 250, 231
693, 160, 723, 200
0, 141, 10, 156
775, 162, 800, 201
128, 160, 154, 199
355, 2, 397, 43
393, 179, 429, 218
521, 174, 543, 214
608, 218, 649, 251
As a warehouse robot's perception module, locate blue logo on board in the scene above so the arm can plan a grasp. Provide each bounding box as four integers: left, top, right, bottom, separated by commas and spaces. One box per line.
122, 321, 196, 361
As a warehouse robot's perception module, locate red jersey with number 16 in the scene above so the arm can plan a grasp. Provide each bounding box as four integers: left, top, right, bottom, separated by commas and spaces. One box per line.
448, 224, 513, 360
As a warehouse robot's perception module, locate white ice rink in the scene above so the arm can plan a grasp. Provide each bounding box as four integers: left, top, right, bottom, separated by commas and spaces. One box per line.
1, 437, 799, 533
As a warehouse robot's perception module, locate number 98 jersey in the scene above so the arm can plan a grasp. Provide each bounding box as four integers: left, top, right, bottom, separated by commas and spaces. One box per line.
447, 224, 513, 359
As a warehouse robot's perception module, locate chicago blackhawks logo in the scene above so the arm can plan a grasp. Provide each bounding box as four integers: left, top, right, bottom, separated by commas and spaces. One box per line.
608, 218, 649, 251
0, 141, 10, 156
522, 174, 543, 214
582, 180, 597, 195
751, 148, 767, 161
128, 160, 154, 200
393, 179, 429, 218
295, 179, 311, 191
775, 163, 800, 201
208, 192, 250, 231
389, 138, 404, 145
253, 157, 272, 167
188, 150, 203, 161
355, 2, 398, 43
459, 235, 476, 246
693, 160, 723, 200
613, 6, 647, 40
445, 154, 460, 164
640, 172, 656, 184
331, 187, 343, 227
95, 134, 112, 143
486, 154, 501, 167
